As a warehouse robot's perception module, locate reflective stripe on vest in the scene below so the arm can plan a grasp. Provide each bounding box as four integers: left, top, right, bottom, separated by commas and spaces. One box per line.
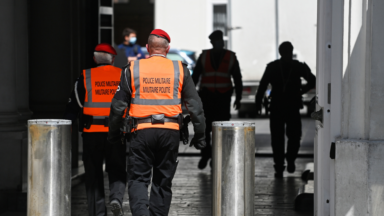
129, 57, 184, 131
200, 50, 234, 93
83, 65, 122, 132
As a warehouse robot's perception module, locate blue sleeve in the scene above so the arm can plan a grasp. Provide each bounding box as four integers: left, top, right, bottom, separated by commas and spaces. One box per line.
137, 45, 146, 59
117, 43, 124, 49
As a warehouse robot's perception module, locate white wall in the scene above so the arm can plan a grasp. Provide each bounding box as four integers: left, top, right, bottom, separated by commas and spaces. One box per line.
232, 0, 317, 81
279, 0, 317, 74
155, 0, 212, 54
155, 0, 317, 81
231, 0, 276, 80
340, 0, 384, 140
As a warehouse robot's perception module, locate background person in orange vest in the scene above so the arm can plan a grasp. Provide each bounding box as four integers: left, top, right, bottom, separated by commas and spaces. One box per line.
108, 29, 206, 216
192, 30, 243, 169
64, 43, 127, 216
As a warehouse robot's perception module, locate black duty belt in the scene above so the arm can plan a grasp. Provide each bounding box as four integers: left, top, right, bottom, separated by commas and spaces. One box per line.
136, 117, 179, 124
134, 114, 181, 126
92, 117, 109, 127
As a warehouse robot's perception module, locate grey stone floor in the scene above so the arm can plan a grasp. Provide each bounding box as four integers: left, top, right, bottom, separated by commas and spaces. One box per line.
71, 116, 315, 215
71, 156, 313, 216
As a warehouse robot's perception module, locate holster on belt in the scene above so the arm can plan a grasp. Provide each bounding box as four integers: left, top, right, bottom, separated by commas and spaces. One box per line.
180, 115, 190, 144
123, 115, 133, 134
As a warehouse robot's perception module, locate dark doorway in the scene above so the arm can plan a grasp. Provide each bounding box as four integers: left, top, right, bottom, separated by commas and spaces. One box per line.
113, 0, 154, 46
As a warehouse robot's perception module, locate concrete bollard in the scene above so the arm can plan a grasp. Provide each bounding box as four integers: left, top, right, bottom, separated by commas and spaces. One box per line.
27, 119, 72, 216
212, 121, 256, 216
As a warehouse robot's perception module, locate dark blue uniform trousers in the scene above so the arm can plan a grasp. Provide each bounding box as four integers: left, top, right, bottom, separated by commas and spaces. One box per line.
269, 108, 302, 172
82, 132, 127, 216
127, 128, 179, 216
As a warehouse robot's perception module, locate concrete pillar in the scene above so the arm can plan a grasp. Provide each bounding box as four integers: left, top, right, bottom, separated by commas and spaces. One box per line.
335, 0, 384, 215
0, 0, 28, 191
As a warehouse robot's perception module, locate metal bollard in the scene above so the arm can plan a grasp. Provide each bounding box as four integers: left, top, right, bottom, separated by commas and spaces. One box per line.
27, 119, 72, 216
212, 121, 255, 216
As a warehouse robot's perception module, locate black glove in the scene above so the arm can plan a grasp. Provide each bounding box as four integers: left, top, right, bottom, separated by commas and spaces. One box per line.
180, 115, 191, 145
107, 134, 124, 145
190, 133, 206, 150
233, 99, 241, 110
256, 104, 262, 116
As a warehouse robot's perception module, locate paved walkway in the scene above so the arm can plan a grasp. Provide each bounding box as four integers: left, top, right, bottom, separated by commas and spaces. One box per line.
71, 116, 315, 215
72, 156, 313, 216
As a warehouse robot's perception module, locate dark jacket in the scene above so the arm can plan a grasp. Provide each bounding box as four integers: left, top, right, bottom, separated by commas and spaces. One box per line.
107, 60, 206, 143
255, 59, 316, 110
192, 49, 243, 102
117, 43, 145, 59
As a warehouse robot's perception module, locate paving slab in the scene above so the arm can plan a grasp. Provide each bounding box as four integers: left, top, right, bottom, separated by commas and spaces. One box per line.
72, 156, 313, 216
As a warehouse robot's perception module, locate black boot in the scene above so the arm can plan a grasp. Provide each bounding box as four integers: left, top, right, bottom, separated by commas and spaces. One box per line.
198, 157, 209, 169
287, 161, 296, 173
110, 199, 123, 216
274, 165, 285, 178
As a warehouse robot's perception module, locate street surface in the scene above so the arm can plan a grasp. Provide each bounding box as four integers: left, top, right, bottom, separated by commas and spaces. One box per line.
72, 115, 315, 216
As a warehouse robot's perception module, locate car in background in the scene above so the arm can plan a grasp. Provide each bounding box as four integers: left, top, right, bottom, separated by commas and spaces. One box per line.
179, 50, 197, 62
237, 81, 259, 118
141, 48, 196, 74
237, 80, 316, 118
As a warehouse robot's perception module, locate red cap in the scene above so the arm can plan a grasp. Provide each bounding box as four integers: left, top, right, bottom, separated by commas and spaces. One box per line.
94, 43, 117, 55
150, 29, 171, 43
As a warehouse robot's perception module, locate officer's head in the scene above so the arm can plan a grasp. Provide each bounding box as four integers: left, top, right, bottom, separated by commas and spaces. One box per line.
93, 43, 117, 64
122, 28, 137, 45
279, 41, 294, 61
146, 29, 171, 55
209, 30, 224, 50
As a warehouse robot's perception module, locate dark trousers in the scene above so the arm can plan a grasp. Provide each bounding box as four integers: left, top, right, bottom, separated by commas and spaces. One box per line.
269, 109, 302, 171
199, 90, 232, 159
82, 132, 127, 216
127, 129, 180, 216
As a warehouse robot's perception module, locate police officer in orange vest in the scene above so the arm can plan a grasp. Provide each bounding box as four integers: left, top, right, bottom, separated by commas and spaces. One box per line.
108, 29, 206, 216
64, 43, 127, 216
192, 30, 243, 169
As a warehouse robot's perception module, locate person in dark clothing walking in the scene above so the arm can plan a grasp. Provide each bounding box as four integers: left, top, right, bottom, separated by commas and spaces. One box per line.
63, 43, 127, 216
192, 30, 243, 169
108, 29, 206, 216
255, 41, 316, 178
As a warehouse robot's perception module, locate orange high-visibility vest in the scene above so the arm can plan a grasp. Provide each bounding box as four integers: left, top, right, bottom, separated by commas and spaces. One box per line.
200, 49, 234, 93
129, 56, 184, 131
82, 65, 121, 132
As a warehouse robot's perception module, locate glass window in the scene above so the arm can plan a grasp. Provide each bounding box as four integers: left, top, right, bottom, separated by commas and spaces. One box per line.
166, 53, 184, 61
213, 5, 227, 36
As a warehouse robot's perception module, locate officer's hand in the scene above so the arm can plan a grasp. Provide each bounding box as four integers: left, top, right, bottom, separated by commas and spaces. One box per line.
256, 105, 262, 116
190, 133, 206, 150
107, 136, 124, 145
233, 100, 241, 110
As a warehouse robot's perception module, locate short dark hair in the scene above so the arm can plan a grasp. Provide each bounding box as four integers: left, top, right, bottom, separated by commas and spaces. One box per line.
122, 28, 136, 38
279, 41, 294, 56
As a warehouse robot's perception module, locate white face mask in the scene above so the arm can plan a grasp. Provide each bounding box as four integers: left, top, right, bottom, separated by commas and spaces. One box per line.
129, 37, 137, 44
